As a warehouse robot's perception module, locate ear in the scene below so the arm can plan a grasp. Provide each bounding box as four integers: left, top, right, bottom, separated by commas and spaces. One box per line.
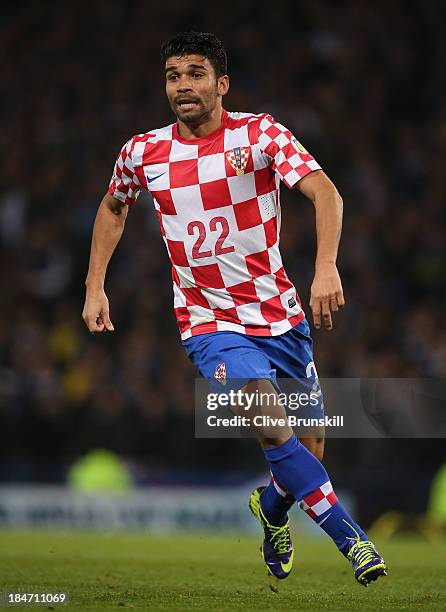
217, 75, 229, 96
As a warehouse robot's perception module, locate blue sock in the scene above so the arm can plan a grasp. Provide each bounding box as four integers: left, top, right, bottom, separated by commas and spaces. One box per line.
303, 502, 368, 553
259, 476, 295, 525
263, 435, 367, 552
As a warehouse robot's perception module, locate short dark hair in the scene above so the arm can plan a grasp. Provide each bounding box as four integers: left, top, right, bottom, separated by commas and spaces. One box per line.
160, 31, 228, 78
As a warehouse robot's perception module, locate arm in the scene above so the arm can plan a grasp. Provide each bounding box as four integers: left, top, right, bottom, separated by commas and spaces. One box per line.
297, 170, 345, 330
82, 193, 128, 333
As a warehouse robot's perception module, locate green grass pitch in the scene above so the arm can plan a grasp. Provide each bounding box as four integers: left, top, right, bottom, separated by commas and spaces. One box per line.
0, 530, 445, 610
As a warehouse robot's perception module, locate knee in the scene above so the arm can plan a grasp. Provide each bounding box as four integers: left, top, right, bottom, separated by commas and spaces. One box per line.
300, 436, 325, 461
259, 435, 325, 458
259, 435, 293, 450
313, 438, 325, 461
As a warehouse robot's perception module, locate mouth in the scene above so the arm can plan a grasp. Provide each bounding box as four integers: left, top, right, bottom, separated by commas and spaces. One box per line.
176, 99, 200, 111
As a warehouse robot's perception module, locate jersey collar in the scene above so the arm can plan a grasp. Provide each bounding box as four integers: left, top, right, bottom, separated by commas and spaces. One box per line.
173, 109, 228, 144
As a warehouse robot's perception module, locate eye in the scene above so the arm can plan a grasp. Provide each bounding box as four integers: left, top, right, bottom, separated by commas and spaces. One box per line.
192, 72, 204, 78
167, 74, 178, 81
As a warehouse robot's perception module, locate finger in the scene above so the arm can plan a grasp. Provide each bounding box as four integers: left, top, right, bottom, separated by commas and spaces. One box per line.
86, 315, 104, 333
311, 298, 322, 329
87, 320, 103, 334
321, 300, 333, 330
96, 315, 106, 332
90, 323, 105, 333
330, 296, 339, 312
84, 315, 101, 333
102, 312, 115, 331
337, 290, 345, 308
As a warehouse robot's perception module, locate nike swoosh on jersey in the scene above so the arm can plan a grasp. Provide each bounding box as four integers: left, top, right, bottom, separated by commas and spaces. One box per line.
147, 172, 167, 183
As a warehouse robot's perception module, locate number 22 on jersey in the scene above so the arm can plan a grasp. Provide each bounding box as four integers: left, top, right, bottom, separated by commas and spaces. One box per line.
187, 217, 234, 259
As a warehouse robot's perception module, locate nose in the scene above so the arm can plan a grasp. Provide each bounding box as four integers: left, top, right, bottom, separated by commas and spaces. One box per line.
175, 74, 193, 92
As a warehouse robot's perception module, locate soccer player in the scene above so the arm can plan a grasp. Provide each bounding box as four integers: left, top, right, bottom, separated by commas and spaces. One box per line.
83, 31, 387, 586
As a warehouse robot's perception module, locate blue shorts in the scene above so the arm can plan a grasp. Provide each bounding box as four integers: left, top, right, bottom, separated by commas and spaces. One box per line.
182, 318, 324, 415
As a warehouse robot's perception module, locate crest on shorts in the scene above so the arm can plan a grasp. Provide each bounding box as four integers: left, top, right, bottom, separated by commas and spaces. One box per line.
226, 147, 250, 175
214, 362, 227, 385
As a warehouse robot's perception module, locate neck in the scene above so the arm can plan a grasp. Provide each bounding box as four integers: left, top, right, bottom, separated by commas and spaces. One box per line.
177, 105, 224, 139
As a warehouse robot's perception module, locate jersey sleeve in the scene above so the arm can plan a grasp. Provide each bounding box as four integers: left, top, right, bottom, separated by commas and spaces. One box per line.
108, 136, 142, 206
257, 114, 321, 188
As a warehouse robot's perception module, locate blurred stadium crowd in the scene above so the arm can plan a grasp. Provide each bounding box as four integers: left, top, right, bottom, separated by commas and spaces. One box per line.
1, 1, 445, 521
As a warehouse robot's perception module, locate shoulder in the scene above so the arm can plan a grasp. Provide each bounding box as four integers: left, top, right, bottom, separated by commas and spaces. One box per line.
224, 112, 280, 145
127, 123, 175, 148
225, 110, 273, 130
122, 123, 176, 165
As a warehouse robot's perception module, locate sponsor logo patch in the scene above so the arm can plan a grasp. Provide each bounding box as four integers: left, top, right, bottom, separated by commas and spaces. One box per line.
291, 136, 308, 154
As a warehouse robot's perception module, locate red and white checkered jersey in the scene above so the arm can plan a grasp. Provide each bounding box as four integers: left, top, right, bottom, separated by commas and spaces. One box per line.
108, 110, 321, 340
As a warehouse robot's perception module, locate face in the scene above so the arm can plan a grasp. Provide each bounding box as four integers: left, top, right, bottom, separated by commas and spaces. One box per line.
165, 54, 228, 125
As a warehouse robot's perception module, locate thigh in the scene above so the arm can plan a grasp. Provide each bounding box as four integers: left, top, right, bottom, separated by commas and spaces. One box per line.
258, 319, 325, 451
255, 320, 321, 400
182, 331, 276, 392
260, 318, 317, 380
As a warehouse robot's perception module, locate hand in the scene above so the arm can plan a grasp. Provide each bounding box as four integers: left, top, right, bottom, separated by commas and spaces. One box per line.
310, 262, 345, 330
82, 288, 115, 333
